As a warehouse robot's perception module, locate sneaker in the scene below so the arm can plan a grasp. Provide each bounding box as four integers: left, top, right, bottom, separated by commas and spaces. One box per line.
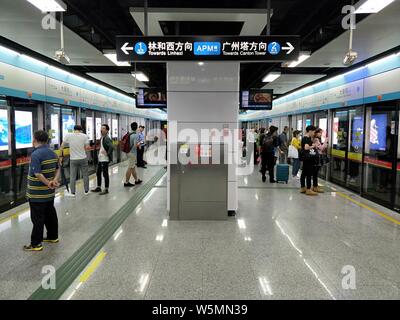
65, 192, 76, 198
306, 189, 318, 196
84, 191, 89, 195
100, 189, 109, 195
270, 180, 276, 183
23, 244, 43, 252
135, 180, 143, 185
91, 187, 101, 193
300, 187, 307, 193
262, 175, 266, 183
43, 238, 59, 243
124, 182, 135, 187
312, 186, 325, 193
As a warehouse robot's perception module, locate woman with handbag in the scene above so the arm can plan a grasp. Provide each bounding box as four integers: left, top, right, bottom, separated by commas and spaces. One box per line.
289, 130, 301, 179
300, 125, 319, 196
312, 128, 329, 193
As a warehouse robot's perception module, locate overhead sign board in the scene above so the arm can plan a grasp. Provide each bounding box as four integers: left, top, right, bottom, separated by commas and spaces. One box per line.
116, 36, 300, 62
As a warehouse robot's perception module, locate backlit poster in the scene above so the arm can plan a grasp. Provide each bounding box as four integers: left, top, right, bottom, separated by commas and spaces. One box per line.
15, 110, 33, 149
0, 109, 8, 151
62, 114, 75, 138
318, 118, 327, 143
86, 117, 93, 140
297, 119, 302, 131
112, 119, 118, 138
351, 116, 363, 150
370, 114, 387, 151
305, 119, 312, 127
332, 117, 339, 145
50, 113, 59, 145
95, 118, 102, 140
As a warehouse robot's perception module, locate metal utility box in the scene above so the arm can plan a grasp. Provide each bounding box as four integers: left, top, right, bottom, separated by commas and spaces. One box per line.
169, 143, 228, 220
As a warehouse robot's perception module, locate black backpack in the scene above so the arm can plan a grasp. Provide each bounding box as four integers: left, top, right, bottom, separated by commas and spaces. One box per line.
261, 134, 274, 152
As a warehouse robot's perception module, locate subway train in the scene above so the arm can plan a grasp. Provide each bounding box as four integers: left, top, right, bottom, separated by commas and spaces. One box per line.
0, 45, 164, 214
241, 52, 400, 212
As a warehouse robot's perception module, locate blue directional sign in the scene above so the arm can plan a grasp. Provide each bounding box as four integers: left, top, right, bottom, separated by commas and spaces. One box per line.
194, 42, 221, 55
116, 36, 299, 61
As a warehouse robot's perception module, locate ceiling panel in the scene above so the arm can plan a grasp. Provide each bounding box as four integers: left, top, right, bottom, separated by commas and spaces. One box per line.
299, 0, 400, 68
87, 73, 148, 93
262, 74, 326, 94
0, 0, 113, 65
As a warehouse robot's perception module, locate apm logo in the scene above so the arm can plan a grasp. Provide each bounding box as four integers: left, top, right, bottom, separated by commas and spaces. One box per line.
194, 42, 221, 56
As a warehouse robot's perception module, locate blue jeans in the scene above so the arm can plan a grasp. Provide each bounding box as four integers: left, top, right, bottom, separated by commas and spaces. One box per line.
292, 158, 300, 177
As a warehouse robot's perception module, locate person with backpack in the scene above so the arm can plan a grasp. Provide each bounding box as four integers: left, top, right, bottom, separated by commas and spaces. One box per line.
300, 125, 319, 196
278, 126, 289, 164
260, 125, 279, 183
122, 122, 143, 187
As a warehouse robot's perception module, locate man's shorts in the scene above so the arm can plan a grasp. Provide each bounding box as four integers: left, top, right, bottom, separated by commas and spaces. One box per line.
127, 153, 137, 169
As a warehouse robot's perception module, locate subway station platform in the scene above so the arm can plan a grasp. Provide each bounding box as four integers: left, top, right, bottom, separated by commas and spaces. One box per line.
1, 161, 399, 300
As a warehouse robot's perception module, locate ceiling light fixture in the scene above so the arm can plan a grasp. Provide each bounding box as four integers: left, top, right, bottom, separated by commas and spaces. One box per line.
354, 0, 395, 13
104, 53, 131, 67
262, 72, 281, 83
131, 72, 149, 82
285, 53, 311, 68
26, 0, 67, 12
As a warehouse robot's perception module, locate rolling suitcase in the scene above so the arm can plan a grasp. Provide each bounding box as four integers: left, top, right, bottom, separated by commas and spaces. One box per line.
276, 164, 289, 184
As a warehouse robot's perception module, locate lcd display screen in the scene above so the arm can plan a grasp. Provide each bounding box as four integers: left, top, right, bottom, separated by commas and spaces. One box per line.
351, 116, 364, 150
112, 119, 118, 138
50, 113, 60, 145
15, 110, 33, 149
241, 89, 273, 110
95, 118, 102, 140
0, 109, 9, 151
136, 88, 167, 108
370, 114, 387, 151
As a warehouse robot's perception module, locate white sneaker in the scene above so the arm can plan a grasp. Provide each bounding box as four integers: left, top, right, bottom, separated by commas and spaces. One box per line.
84, 191, 89, 195
65, 192, 76, 198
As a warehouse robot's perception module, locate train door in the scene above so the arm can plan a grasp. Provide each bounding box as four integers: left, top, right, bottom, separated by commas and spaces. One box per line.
315, 111, 329, 179
363, 103, 397, 208
330, 109, 349, 187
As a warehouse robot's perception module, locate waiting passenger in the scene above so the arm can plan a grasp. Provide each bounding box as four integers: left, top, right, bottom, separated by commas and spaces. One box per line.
124, 122, 143, 187
91, 124, 113, 195
278, 126, 289, 164
60, 125, 90, 197
24, 130, 60, 252
260, 125, 279, 183
312, 128, 329, 193
300, 125, 319, 196
289, 130, 301, 179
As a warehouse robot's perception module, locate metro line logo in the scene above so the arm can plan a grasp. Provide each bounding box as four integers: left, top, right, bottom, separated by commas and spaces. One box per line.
194, 42, 221, 55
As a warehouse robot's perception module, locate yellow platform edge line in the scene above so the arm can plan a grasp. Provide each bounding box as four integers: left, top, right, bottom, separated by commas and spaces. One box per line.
79, 251, 107, 283
336, 191, 400, 225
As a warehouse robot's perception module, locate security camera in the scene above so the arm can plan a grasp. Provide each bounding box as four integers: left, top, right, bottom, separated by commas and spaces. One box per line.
343, 50, 358, 66
54, 49, 70, 65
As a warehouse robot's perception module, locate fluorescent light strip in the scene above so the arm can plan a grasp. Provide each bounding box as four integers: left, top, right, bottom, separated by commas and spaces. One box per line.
26, 0, 67, 12
262, 72, 281, 83
355, 0, 395, 13
287, 54, 311, 68
132, 72, 149, 82
104, 53, 131, 67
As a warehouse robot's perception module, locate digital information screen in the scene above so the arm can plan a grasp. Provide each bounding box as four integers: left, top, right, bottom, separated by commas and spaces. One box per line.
136, 88, 167, 108
15, 110, 33, 149
62, 114, 75, 139
370, 114, 387, 151
241, 89, 273, 110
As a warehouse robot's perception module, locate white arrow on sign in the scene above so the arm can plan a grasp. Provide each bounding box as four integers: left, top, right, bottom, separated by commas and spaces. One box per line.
121, 42, 133, 55
282, 42, 295, 55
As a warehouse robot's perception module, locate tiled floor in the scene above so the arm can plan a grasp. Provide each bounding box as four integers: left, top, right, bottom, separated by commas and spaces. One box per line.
1, 161, 400, 300
59, 167, 400, 300
0, 161, 160, 300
